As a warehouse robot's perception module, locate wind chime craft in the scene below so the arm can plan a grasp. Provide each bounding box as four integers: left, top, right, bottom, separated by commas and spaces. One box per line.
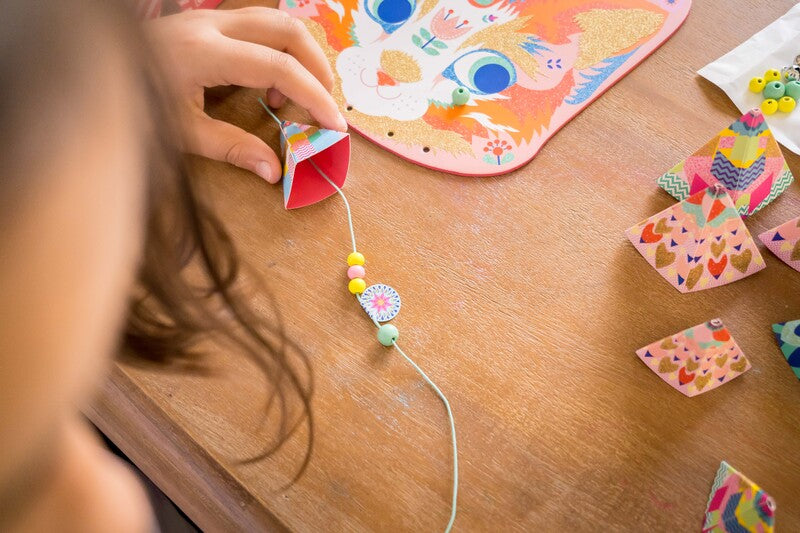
625, 185, 765, 293
703, 461, 776, 533
259, 99, 458, 532
635, 319, 751, 397
656, 109, 794, 217
759, 215, 800, 272
280, 0, 691, 175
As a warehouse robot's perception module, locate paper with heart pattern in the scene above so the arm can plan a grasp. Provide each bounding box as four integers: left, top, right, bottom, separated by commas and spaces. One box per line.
626, 187, 765, 293
703, 461, 775, 533
772, 319, 800, 380
636, 319, 751, 397
657, 109, 794, 217
758, 215, 800, 272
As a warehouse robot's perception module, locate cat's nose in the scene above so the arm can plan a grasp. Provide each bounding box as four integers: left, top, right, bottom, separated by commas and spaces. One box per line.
376, 70, 397, 86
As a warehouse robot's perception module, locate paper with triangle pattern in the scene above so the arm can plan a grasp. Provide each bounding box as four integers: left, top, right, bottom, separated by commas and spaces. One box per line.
636, 319, 750, 397
772, 320, 800, 380
626, 187, 765, 293
656, 110, 794, 216
758, 215, 800, 272
703, 461, 775, 533
278, 120, 351, 209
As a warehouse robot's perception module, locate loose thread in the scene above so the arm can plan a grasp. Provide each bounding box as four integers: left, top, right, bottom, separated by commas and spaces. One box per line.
283, 123, 458, 532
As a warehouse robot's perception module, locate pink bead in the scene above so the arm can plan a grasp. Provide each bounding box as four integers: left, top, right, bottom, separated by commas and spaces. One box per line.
347, 265, 365, 279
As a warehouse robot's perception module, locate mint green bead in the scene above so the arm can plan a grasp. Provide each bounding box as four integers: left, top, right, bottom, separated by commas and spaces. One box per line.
452, 87, 469, 106
763, 81, 786, 100
377, 324, 399, 346
785, 80, 800, 100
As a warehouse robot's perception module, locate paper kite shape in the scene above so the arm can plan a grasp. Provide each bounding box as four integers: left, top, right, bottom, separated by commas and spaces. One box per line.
657, 110, 794, 216
758, 215, 800, 272
636, 319, 751, 397
626, 187, 765, 293
279, 120, 350, 209
772, 320, 800, 380
280, 0, 690, 176
703, 461, 775, 533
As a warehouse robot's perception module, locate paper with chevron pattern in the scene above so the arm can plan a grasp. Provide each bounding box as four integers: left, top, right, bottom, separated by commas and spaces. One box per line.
703, 461, 775, 532
626, 187, 765, 293
772, 320, 800, 380
636, 319, 750, 397
656, 110, 793, 217
758, 215, 800, 272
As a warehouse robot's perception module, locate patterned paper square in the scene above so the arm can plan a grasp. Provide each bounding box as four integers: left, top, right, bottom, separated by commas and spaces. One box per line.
703, 461, 775, 532
758, 215, 800, 272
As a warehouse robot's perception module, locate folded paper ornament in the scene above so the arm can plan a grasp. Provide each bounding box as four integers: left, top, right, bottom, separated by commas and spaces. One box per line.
636, 319, 750, 397
626, 186, 765, 293
657, 110, 794, 216
772, 320, 800, 380
758, 215, 800, 271
278, 120, 350, 209
703, 461, 775, 533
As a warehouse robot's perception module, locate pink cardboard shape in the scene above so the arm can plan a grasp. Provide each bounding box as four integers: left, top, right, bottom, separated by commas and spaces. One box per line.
636, 319, 751, 397
280, 0, 691, 176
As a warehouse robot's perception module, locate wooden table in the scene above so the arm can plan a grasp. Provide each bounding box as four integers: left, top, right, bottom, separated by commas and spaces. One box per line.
87, 1, 800, 530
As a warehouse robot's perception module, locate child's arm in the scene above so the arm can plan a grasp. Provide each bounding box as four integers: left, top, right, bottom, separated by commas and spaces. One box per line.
147, 7, 346, 183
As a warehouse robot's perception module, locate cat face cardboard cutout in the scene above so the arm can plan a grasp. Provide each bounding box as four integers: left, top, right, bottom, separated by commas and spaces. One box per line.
280, 0, 691, 175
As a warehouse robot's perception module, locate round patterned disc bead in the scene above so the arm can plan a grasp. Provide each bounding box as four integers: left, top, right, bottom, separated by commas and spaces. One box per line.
452, 87, 470, 106
761, 98, 779, 115
785, 80, 800, 100
763, 81, 785, 100
764, 69, 782, 82
778, 96, 796, 113
347, 252, 365, 266
377, 324, 399, 346
749, 77, 766, 92
348, 278, 366, 294
347, 265, 365, 279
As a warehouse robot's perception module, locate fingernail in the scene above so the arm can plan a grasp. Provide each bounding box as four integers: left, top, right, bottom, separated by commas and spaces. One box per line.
255, 161, 275, 183
336, 113, 348, 131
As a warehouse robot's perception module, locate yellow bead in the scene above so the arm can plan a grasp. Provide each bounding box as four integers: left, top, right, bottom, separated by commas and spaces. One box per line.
749, 77, 766, 92
778, 96, 796, 113
761, 98, 779, 115
347, 252, 365, 266
348, 278, 366, 294
764, 69, 782, 82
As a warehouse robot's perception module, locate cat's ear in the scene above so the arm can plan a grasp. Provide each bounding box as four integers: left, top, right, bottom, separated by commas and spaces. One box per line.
575, 8, 664, 69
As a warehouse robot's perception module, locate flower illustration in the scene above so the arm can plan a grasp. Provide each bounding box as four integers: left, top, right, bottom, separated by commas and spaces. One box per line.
482, 139, 514, 165
430, 8, 471, 40
360, 284, 401, 322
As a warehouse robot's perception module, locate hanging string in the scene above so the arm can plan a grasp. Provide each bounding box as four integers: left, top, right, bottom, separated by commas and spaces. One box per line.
258, 98, 458, 532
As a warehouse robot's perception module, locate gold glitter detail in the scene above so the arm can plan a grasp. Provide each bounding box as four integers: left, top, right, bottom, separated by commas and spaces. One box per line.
304, 19, 470, 155
461, 17, 538, 80
380, 50, 422, 83
415, 0, 438, 21
574, 9, 664, 69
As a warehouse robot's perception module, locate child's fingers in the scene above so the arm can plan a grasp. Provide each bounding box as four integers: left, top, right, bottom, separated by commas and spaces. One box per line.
217, 8, 335, 92
217, 40, 346, 132
187, 112, 282, 184
267, 88, 286, 109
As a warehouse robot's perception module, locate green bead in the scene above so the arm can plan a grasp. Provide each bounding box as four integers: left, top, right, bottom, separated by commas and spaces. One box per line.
452, 87, 470, 106
763, 81, 785, 100
377, 324, 399, 346
785, 80, 800, 100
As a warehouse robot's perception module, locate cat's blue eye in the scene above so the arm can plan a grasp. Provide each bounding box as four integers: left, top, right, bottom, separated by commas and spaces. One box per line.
443, 50, 517, 95
364, 0, 415, 33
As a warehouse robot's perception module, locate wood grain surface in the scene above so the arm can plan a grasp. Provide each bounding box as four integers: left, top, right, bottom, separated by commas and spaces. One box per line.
86, 1, 800, 530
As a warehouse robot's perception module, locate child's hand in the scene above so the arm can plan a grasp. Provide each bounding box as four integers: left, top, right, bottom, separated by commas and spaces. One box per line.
147, 7, 346, 183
